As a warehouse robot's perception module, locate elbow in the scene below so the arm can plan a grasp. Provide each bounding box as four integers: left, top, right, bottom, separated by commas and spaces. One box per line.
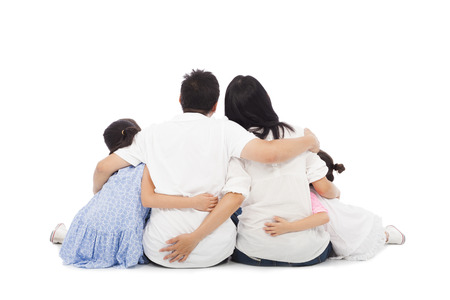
315, 186, 336, 200
311, 178, 338, 199
95, 160, 109, 176
140, 190, 154, 208
315, 212, 329, 226
93, 161, 108, 194
262, 141, 278, 164
140, 191, 148, 207
141, 196, 151, 208
323, 213, 330, 225
236, 194, 245, 206
315, 189, 330, 199
318, 212, 330, 225
227, 192, 245, 208
94, 161, 106, 182
265, 153, 278, 164
313, 185, 325, 197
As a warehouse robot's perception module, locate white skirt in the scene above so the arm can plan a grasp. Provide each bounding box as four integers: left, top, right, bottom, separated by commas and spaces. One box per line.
312, 190, 386, 261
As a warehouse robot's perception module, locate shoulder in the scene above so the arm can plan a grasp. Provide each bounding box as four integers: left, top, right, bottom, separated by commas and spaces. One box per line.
218, 116, 241, 127
284, 124, 304, 138
116, 163, 146, 178
219, 117, 253, 135
134, 124, 158, 141
141, 123, 157, 134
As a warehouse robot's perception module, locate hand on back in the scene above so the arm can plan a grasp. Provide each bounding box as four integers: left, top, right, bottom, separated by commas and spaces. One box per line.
192, 193, 218, 212
304, 128, 320, 153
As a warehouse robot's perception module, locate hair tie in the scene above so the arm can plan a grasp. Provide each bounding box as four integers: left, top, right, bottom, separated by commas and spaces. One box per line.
121, 130, 125, 136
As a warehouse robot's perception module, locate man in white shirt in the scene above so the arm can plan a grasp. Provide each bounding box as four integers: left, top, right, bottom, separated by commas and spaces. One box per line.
93, 69, 320, 268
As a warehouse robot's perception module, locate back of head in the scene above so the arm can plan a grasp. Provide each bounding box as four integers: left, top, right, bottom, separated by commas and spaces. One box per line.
317, 150, 345, 182
180, 69, 220, 114
224, 75, 293, 140
103, 119, 141, 154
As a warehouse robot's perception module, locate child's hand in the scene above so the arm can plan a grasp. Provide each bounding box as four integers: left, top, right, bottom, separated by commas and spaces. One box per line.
192, 193, 218, 212
264, 216, 291, 237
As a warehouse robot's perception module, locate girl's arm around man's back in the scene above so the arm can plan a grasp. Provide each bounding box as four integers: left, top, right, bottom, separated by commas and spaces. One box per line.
312, 177, 341, 199
140, 166, 218, 211
93, 154, 131, 194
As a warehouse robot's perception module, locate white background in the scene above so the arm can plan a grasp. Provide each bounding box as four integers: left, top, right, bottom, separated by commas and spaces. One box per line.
1, 1, 449, 299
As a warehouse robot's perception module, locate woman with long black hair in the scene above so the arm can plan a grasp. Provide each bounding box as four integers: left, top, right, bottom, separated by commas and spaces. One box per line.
225, 75, 337, 266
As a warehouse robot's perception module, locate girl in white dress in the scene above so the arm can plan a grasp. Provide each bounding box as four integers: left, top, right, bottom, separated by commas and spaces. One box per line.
265, 149, 405, 261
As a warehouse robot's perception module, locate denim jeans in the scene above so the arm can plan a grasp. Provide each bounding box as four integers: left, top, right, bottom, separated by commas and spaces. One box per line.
231, 242, 333, 267
231, 207, 242, 226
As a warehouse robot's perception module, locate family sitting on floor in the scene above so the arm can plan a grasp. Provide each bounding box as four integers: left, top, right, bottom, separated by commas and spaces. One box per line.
50, 69, 405, 268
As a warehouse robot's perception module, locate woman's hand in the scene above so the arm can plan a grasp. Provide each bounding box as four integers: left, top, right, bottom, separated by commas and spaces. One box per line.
264, 216, 292, 237
159, 233, 201, 263
304, 128, 320, 153
192, 193, 218, 212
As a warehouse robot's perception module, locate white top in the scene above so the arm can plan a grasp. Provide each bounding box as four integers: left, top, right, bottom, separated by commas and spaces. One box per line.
232, 126, 331, 263
115, 113, 255, 268
312, 189, 386, 261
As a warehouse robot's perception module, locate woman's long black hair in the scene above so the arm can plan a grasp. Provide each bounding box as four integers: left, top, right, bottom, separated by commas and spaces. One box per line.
224, 75, 294, 140
103, 118, 141, 154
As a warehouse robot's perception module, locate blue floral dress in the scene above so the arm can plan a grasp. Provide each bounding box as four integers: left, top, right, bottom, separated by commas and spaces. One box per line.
59, 163, 150, 268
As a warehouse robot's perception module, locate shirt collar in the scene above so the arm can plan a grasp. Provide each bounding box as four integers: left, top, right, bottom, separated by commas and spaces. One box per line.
172, 112, 214, 121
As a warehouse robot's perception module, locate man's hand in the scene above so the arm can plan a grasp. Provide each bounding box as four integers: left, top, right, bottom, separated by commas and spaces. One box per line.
304, 128, 320, 153
159, 233, 201, 263
159, 192, 244, 264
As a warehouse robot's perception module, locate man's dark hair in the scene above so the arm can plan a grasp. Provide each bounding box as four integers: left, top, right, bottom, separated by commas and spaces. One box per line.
180, 69, 220, 114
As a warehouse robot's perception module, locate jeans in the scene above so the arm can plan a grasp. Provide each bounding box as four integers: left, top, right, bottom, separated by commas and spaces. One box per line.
231, 207, 242, 226
231, 242, 333, 267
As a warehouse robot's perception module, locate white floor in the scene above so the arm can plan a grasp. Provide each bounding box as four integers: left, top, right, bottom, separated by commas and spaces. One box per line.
4, 215, 444, 300
14, 236, 442, 299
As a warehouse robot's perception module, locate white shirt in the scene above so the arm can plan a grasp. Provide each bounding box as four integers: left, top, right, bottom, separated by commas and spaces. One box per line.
232, 126, 331, 263
115, 113, 255, 268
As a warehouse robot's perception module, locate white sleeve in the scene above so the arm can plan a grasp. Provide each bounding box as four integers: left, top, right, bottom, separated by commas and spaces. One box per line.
224, 120, 257, 158
306, 152, 328, 183
221, 158, 251, 199
114, 130, 147, 167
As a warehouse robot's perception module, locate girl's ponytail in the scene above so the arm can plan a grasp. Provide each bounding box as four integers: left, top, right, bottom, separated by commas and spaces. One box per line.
103, 119, 141, 154
317, 150, 345, 182
333, 163, 345, 174
121, 126, 140, 148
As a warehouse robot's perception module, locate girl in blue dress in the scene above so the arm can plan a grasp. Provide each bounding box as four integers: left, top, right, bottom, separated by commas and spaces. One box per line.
50, 119, 218, 268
